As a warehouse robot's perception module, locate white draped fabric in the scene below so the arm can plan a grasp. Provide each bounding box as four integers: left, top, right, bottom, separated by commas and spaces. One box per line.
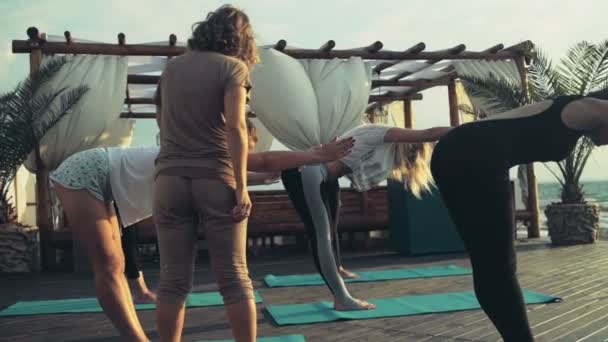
250, 117, 274, 152
249, 48, 372, 151
25, 55, 133, 171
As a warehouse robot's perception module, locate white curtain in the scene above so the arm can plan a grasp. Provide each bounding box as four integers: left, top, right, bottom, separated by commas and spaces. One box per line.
25, 55, 133, 171
250, 117, 273, 152
249, 48, 371, 151
300, 58, 371, 143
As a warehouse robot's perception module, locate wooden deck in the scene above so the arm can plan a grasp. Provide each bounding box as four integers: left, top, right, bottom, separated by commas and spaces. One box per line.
2, 240, 608, 342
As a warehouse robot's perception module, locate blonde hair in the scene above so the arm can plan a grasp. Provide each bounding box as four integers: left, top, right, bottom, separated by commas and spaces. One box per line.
390, 143, 435, 198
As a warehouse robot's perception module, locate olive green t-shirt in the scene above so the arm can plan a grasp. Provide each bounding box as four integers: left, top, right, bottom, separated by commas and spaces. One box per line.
154, 50, 250, 184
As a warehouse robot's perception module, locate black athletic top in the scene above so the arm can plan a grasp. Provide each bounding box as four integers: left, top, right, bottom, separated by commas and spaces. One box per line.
433, 95, 586, 172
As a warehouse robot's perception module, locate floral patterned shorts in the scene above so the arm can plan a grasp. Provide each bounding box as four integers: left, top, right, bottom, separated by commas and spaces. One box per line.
49, 148, 112, 202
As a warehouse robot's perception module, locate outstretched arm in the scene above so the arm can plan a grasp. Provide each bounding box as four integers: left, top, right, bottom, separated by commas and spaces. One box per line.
383, 126, 452, 143
247, 137, 354, 172
247, 172, 280, 185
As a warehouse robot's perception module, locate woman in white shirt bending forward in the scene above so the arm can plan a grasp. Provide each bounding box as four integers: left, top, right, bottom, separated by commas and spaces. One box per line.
48, 122, 354, 341
281, 123, 452, 311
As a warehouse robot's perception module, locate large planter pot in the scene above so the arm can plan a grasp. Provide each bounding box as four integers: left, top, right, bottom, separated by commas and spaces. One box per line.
545, 203, 599, 246
0, 223, 39, 272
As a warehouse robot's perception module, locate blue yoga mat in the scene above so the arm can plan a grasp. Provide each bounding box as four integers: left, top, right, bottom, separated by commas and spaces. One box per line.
203, 335, 305, 342
265, 289, 560, 326
0, 291, 263, 317
264, 265, 471, 287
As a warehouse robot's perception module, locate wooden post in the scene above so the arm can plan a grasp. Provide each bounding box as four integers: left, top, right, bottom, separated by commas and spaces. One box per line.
27, 27, 56, 271
403, 99, 413, 128
515, 56, 540, 238
447, 79, 459, 126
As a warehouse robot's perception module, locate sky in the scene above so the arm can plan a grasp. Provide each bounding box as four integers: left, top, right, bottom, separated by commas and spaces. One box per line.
2, 0, 608, 181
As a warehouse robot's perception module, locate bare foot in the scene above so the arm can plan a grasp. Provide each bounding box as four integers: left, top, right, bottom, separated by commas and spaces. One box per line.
133, 290, 157, 304
334, 297, 376, 311
339, 267, 360, 279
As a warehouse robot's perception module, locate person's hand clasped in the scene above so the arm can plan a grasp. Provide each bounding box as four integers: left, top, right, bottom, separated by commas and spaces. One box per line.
312, 137, 355, 162
233, 188, 252, 222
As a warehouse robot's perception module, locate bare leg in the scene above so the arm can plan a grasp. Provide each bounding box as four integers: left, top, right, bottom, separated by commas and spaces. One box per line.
119, 222, 157, 304
225, 300, 257, 342
339, 267, 360, 279
107, 209, 144, 323
55, 185, 148, 342
157, 301, 186, 342
129, 272, 157, 304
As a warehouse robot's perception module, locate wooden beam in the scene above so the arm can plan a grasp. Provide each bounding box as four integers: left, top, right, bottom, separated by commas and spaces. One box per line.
117, 33, 125, 46
515, 55, 540, 238
369, 93, 423, 102
385, 44, 465, 82
483, 43, 504, 54
372, 42, 426, 74
121, 112, 257, 119
128, 74, 159, 84
405, 42, 426, 54
124, 93, 425, 112
447, 79, 460, 126
274, 39, 287, 51
403, 99, 413, 128
27, 27, 55, 271
127, 74, 450, 88
363, 41, 383, 53
504, 40, 534, 54
366, 93, 423, 113
12, 39, 529, 60
63, 31, 72, 44
125, 97, 155, 105
372, 78, 451, 88
396, 72, 458, 97
320, 40, 335, 52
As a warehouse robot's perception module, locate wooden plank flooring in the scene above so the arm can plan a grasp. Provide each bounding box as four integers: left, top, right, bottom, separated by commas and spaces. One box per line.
1, 240, 608, 341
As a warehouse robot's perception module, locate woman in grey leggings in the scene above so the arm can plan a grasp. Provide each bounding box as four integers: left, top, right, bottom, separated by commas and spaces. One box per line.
282, 123, 452, 310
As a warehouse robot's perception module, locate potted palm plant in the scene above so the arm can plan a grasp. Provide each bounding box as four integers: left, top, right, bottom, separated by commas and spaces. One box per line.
459, 40, 608, 245
0, 57, 88, 272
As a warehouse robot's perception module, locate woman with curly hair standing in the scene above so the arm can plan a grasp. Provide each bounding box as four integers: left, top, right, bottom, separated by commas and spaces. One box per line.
153, 5, 260, 342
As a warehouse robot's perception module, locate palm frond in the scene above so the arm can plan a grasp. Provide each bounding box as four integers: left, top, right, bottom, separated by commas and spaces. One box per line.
528, 49, 564, 100
23, 57, 69, 98
543, 163, 566, 188
458, 103, 488, 118
0, 56, 86, 224
29, 86, 69, 121
557, 41, 608, 95
33, 85, 89, 140
573, 138, 596, 183
460, 73, 527, 113
588, 39, 608, 92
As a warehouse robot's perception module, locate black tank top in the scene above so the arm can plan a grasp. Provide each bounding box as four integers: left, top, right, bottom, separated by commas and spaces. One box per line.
435, 95, 586, 170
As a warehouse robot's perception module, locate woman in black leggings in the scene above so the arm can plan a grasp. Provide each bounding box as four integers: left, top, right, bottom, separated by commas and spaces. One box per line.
430, 93, 608, 341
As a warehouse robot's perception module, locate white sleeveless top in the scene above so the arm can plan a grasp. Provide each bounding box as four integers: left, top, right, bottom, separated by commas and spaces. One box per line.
338, 124, 395, 191
107, 146, 159, 227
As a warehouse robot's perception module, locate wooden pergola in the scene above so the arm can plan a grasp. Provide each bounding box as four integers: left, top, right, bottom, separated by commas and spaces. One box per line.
12, 27, 540, 271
